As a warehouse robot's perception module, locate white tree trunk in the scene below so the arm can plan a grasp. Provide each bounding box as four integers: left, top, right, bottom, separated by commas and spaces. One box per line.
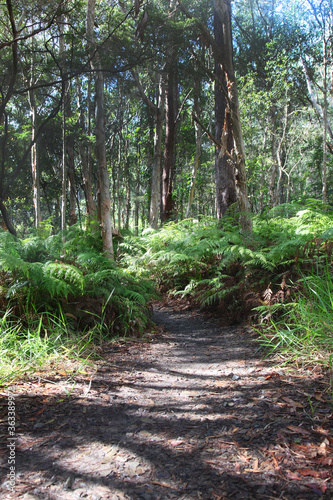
86, 0, 114, 258
28, 86, 41, 228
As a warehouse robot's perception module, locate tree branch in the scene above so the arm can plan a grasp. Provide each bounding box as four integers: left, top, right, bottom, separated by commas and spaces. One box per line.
192, 111, 222, 149
131, 68, 159, 115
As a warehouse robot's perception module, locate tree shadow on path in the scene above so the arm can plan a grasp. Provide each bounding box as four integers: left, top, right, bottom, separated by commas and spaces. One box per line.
0, 304, 332, 499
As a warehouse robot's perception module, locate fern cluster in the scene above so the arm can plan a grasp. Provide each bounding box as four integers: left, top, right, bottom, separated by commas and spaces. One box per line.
120, 202, 333, 329
0, 224, 155, 337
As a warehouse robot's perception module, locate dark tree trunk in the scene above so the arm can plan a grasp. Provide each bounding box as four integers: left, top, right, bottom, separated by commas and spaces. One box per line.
76, 77, 96, 220
214, 1, 236, 218
162, 58, 176, 222
0, 200, 17, 236
0, 115, 16, 236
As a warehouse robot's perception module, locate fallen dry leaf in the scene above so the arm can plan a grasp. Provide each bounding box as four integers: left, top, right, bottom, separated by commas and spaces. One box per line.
296, 468, 327, 478
281, 397, 304, 408
286, 425, 311, 435
286, 471, 302, 480
169, 439, 184, 447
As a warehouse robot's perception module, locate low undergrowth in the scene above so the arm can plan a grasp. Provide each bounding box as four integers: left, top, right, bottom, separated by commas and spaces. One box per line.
2, 200, 333, 384
120, 200, 333, 368
0, 222, 155, 385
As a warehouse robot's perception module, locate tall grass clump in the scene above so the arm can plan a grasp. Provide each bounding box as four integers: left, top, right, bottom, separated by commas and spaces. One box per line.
252, 201, 333, 366
0, 309, 98, 386
257, 262, 333, 366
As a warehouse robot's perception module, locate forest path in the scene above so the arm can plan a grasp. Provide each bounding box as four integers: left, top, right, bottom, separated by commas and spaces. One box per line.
0, 302, 332, 499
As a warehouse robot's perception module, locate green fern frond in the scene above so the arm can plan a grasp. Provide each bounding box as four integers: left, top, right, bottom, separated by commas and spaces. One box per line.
43, 262, 84, 295
0, 231, 21, 256
267, 238, 304, 263
173, 279, 201, 297
21, 237, 47, 262
199, 283, 240, 308
246, 257, 274, 271
0, 251, 29, 276
122, 289, 147, 304
75, 251, 116, 272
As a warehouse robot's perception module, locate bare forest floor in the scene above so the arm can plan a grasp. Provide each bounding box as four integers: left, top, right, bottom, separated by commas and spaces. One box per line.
0, 300, 333, 500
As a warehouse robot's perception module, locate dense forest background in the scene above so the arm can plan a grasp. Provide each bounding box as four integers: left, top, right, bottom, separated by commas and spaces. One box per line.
1, 0, 332, 237
1, 0, 333, 383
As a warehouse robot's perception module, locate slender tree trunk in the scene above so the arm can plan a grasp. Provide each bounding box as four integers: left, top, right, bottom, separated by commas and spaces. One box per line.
162, 54, 176, 222
28, 84, 41, 229
76, 76, 96, 220
134, 151, 140, 235
59, 16, 68, 231
63, 83, 77, 226
323, 40, 328, 204
95, 69, 114, 257
149, 75, 165, 228
61, 82, 69, 231
67, 140, 77, 225
117, 135, 122, 231
86, 0, 113, 258
186, 76, 202, 217
273, 100, 288, 206
124, 137, 131, 229
269, 112, 277, 207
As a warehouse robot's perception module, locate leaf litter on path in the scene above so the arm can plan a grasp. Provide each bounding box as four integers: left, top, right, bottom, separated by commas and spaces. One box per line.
0, 302, 332, 499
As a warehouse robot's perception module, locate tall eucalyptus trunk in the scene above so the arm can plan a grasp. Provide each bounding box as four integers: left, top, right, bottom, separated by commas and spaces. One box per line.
214, 0, 251, 231
179, 0, 251, 231
66, 99, 77, 226
86, 0, 114, 258
214, 1, 236, 218
124, 137, 131, 229
323, 38, 328, 204
117, 134, 122, 230
59, 16, 68, 231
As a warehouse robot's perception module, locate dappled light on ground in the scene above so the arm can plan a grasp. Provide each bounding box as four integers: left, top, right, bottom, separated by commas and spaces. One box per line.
0, 303, 332, 499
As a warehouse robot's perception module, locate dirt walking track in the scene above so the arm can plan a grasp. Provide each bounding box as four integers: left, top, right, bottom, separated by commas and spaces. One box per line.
0, 302, 332, 499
